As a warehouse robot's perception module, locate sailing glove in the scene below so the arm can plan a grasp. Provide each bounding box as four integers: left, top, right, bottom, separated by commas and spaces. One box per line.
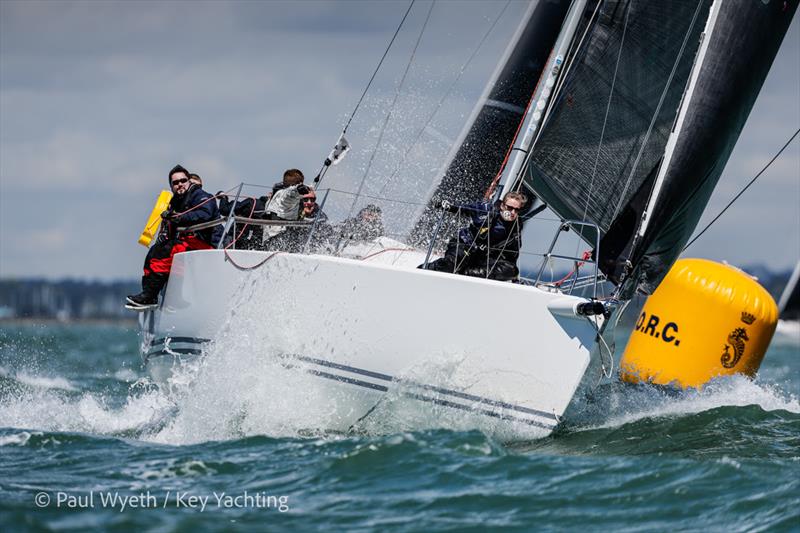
436, 200, 457, 212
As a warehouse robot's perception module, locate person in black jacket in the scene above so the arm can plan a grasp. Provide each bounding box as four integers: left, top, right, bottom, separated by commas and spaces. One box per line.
420, 191, 528, 281
126, 165, 221, 310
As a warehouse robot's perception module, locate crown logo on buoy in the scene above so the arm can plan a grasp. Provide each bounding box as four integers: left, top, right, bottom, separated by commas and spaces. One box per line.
741, 312, 756, 325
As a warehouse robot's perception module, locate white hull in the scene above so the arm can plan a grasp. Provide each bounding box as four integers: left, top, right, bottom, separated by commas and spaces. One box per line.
141, 247, 601, 440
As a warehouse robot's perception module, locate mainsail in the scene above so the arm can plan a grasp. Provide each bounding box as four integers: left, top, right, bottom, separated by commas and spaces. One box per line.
520, 0, 796, 293
627, 0, 797, 293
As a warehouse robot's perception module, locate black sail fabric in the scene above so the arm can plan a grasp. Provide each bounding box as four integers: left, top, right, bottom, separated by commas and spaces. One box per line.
629, 0, 798, 295
524, 0, 711, 280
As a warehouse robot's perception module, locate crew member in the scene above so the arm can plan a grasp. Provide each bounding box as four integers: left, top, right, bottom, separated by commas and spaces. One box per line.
421, 191, 528, 281
126, 165, 221, 309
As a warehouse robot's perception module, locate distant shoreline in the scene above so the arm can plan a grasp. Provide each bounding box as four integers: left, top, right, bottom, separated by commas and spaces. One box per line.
0, 318, 138, 327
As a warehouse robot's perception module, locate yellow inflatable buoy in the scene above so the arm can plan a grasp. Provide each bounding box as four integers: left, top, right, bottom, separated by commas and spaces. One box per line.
137, 190, 173, 247
620, 258, 778, 389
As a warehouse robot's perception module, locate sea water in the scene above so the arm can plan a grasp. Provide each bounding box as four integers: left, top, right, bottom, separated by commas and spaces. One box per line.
0, 322, 797, 531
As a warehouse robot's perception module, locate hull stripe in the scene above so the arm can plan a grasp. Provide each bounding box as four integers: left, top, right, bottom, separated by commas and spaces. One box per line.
145, 337, 559, 426
292, 354, 558, 421
300, 367, 553, 430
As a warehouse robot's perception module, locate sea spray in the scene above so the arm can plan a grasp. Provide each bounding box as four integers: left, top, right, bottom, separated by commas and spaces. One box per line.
146, 256, 556, 444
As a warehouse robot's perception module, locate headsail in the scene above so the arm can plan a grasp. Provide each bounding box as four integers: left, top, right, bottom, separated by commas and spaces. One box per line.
521, 0, 796, 294
522, 0, 712, 283
627, 0, 797, 293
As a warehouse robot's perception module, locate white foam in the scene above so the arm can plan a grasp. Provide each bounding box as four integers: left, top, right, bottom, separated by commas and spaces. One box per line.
0, 381, 173, 436
114, 368, 139, 382
573, 374, 799, 432
0, 431, 41, 446
146, 271, 546, 445
14, 372, 77, 392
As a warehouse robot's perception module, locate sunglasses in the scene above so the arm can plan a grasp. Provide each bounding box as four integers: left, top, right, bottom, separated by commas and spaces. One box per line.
303, 199, 316, 204
502, 203, 521, 212
171, 178, 189, 186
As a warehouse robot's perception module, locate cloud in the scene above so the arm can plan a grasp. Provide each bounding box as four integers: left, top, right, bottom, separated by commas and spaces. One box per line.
0, 0, 797, 279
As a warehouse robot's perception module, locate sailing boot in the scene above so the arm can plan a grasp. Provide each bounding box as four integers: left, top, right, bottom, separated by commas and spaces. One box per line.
125, 274, 167, 310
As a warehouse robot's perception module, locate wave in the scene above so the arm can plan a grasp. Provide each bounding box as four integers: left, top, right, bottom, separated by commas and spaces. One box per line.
0, 365, 77, 392
0, 374, 173, 437
518, 375, 800, 459
1, 326, 798, 449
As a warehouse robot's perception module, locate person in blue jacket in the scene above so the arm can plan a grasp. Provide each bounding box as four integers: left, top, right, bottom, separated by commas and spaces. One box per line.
421, 191, 528, 281
126, 165, 221, 310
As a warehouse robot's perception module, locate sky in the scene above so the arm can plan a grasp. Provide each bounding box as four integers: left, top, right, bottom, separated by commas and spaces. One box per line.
1, 0, 798, 281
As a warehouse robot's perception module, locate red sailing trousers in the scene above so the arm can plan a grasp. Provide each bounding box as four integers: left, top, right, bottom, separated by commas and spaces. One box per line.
144, 234, 213, 276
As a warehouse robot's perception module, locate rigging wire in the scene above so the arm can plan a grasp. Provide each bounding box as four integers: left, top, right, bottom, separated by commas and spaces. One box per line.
682, 127, 800, 252
344, 0, 436, 220
557, 0, 630, 265
342, 0, 416, 137
313, 0, 416, 186
377, 0, 513, 197
578, 1, 631, 240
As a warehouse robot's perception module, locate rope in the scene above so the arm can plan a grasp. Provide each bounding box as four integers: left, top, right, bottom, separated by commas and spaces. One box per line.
553, 250, 593, 287
359, 247, 416, 261
345, 0, 435, 222
483, 88, 537, 200
683, 127, 800, 252
223, 196, 257, 250
223, 250, 281, 271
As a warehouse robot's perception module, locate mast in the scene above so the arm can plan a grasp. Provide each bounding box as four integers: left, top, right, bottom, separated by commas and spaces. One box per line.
498, 0, 589, 200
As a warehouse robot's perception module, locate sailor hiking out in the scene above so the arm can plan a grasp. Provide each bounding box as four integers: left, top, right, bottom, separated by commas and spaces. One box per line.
126, 164, 221, 310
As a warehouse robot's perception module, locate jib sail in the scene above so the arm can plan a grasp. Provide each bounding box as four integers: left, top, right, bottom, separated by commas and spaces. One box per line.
521, 0, 796, 294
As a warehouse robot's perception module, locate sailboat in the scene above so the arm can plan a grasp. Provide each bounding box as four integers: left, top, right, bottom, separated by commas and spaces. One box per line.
137, 0, 796, 440
775, 260, 800, 343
